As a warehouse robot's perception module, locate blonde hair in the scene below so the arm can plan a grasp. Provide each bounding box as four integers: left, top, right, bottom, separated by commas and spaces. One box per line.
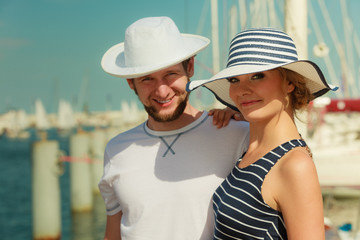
278, 68, 314, 112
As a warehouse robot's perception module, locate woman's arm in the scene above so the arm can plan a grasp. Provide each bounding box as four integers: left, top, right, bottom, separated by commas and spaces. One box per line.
277, 150, 325, 240
208, 107, 245, 128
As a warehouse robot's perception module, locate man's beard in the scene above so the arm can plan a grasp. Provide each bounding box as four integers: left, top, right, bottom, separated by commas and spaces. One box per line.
144, 92, 189, 122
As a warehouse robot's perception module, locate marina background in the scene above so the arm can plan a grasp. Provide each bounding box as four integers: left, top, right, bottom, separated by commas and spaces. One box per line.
0, 127, 107, 239
1, 0, 360, 114
1, 0, 360, 239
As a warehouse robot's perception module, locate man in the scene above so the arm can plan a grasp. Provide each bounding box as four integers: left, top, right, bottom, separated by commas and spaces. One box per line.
98, 16, 249, 240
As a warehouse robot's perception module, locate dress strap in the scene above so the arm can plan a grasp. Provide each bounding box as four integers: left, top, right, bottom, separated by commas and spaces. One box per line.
268, 139, 307, 162
251, 139, 307, 180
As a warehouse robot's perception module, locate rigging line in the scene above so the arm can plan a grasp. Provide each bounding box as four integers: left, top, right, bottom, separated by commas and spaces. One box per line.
195, 58, 215, 75
341, 0, 353, 66
308, 1, 323, 42
211, 0, 220, 73
267, 0, 282, 29
353, 34, 360, 64
222, 0, 228, 67
229, 4, 238, 39
238, 0, 247, 30
317, 0, 342, 60
249, 0, 257, 27
196, 0, 210, 35
263, 0, 269, 26
194, 0, 212, 81
256, 0, 267, 27
252, 0, 263, 27
340, 0, 358, 97
308, 0, 342, 98
318, 0, 349, 97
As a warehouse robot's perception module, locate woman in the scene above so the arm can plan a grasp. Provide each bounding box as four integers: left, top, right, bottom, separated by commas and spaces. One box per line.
187, 28, 338, 239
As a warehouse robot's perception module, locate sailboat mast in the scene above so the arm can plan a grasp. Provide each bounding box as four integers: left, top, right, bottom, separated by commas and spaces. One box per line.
211, 0, 220, 74
284, 0, 308, 59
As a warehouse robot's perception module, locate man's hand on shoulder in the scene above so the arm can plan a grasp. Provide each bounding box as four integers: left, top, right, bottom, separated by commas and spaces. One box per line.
208, 107, 245, 129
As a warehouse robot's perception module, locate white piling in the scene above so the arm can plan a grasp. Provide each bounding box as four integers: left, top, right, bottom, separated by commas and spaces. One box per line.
71, 211, 93, 239
90, 129, 106, 195
32, 137, 61, 240
70, 131, 93, 212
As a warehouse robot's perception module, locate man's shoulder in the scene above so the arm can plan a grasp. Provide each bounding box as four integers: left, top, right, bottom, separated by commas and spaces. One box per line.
204, 115, 249, 132
227, 118, 249, 128
217, 119, 249, 137
195, 116, 249, 142
107, 122, 146, 147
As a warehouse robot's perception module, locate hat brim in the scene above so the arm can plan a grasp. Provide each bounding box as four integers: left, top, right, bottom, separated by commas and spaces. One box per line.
101, 33, 210, 78
187, 60, 338, 109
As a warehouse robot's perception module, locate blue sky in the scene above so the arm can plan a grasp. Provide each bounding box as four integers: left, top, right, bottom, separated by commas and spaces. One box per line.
1, 0, 359, 114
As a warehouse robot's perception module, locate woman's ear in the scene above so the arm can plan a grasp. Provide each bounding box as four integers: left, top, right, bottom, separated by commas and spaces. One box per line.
287, 81, 295, 93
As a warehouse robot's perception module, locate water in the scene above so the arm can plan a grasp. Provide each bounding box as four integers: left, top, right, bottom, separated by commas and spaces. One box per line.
0, 127, 106, 240
2, 126, 359, 239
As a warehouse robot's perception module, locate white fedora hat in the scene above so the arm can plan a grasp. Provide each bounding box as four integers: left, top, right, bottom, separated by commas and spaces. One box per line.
101, 16, 210, 78
187, 28, 338, 109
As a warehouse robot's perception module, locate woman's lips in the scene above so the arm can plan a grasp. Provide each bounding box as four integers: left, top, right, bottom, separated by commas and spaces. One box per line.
241, 100, 261, 107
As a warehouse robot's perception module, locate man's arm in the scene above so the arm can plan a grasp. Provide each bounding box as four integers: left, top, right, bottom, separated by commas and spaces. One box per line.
104, 211, 122, 240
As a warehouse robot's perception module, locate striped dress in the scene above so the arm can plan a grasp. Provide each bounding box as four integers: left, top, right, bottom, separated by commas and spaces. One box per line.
213, 139, 307, 240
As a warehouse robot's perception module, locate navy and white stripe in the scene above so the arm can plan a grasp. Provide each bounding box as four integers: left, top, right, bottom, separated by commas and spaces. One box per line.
213, 139, 307, 240
226, 28, 298, 68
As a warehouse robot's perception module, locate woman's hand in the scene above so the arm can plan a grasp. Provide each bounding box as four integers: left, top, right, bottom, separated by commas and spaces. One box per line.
208, 107, 245, 128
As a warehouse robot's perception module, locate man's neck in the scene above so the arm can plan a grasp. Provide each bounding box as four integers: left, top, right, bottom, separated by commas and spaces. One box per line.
146, 104, 202, 131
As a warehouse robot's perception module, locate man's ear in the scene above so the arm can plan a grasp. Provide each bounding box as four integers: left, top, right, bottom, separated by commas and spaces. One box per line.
187, 57, 195, 78
127, 79, 135, 90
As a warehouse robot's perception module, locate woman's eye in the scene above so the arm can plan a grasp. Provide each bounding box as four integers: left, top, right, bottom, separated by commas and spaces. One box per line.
227, 78, 239, 83
251, 73, 265, 80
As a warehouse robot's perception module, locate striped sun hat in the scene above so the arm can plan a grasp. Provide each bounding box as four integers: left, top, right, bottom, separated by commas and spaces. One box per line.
187, 28, 337, 109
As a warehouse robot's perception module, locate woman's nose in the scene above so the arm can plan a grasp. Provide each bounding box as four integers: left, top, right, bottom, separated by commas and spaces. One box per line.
232, 79, 252, 96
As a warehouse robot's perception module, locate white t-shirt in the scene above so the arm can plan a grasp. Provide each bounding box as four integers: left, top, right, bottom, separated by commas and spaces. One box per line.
98, 111, 249, 240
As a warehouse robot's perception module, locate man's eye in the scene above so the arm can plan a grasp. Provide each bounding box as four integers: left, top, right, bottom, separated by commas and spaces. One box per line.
251, 73, 265, 80
227, 78, 239, 83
